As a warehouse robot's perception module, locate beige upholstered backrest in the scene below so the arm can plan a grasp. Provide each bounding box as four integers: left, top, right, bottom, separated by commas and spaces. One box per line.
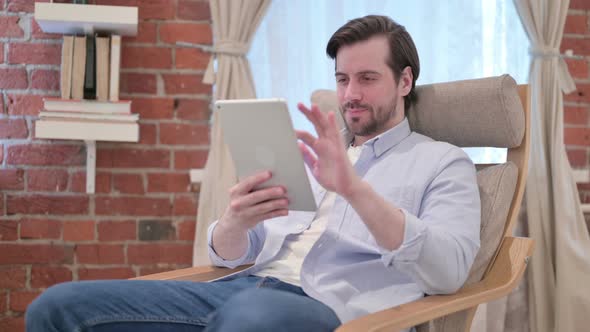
311, 75, 526, 332
312, 74, 524, 148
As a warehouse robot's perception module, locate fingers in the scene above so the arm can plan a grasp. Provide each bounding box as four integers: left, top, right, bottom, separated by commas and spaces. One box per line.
295, 117, 340, 154
298, 141, 317, 170
248, 198, 290, 218
298, 103, 325, 137
311, 104, 332, 134
327, 111, 341, 137
232, 186, 287, 210
295, 130, 316, 146
298, 103, 340, 139
230, 170, 272, 196
295, 130, 318, 166
257, 208, 289, 221
231, 195, 289, 223
224, 171, 290, 229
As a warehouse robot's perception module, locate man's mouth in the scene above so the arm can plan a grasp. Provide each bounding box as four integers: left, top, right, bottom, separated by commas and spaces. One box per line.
347, 108, 368, 116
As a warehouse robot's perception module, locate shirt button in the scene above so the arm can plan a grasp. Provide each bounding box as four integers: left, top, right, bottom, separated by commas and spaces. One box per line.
296, 224, 305, 231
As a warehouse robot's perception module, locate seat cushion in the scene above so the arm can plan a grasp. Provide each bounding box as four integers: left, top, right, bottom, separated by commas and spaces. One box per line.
468, 162, 518, 283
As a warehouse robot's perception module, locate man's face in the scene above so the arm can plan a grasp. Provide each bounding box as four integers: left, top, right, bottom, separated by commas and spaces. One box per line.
335, 36, 408, 140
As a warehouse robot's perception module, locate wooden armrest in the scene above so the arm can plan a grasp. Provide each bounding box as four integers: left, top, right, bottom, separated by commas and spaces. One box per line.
131, 237, 532, 332
337, 236, 534, 332
132, 264, 252, 282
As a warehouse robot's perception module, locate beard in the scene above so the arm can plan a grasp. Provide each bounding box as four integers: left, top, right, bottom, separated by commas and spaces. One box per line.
340, 96, 399, 137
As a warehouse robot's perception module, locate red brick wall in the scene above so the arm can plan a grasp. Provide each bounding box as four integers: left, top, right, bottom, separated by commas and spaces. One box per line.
0, 0, 211, 329
563, 1, 590, 231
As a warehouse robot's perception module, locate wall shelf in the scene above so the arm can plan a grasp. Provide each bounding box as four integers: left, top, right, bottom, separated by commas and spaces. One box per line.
34, 2, 139, 194
34, 2, 138, 36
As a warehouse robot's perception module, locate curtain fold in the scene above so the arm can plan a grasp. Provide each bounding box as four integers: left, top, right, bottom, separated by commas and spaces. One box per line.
513, 0, 590, 331
193, 0, 271, 266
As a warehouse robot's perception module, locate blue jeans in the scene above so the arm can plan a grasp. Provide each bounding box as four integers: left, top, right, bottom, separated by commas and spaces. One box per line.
25, 275, 341, 332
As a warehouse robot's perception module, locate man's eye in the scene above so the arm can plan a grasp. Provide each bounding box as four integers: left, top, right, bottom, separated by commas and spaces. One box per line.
362, 76, 376, 81
336, 78, 348, 84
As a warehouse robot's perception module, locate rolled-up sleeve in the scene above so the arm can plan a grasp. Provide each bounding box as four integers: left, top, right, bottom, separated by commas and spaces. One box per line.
207, 220, 266, 268
380, 147, 481, 294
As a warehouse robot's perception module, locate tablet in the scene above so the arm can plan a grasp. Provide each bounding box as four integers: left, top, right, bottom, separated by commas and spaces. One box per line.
216, 98, 318, 212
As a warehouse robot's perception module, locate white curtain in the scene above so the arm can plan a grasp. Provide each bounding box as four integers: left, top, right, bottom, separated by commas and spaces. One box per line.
193, 0, 271, 266
248, 0, 529, 164
248, 1, 531, 331
514, 1, 590, 331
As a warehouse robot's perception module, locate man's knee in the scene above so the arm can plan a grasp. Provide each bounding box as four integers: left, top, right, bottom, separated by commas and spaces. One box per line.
26, 282, 75, 330
26, 281, 101, 331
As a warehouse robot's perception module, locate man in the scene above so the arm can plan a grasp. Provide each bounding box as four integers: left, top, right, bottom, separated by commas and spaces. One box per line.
26, 15, 480, 332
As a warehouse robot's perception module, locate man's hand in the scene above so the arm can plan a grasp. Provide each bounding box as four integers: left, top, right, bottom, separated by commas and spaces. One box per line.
212, 171, 289, 261
295, 103, 360, 198
219, 171, 289, 230
219, 170, 289, 231
296, 103, 406, 251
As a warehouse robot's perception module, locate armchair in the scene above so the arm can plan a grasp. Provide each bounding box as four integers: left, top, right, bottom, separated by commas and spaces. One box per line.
135, 75, 532, 332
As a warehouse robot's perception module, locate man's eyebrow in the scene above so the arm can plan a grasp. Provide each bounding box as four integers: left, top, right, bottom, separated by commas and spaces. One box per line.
357, 70, 381, 76
335, 71, 381, 76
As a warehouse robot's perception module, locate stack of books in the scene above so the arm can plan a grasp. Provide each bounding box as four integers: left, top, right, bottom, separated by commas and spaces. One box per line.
36, 35, 139, 142
36, 98, 139, 142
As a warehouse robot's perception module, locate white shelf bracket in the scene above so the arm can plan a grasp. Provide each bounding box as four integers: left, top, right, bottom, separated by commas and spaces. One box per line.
86, 140, 96, 194
190, 168, 204, 183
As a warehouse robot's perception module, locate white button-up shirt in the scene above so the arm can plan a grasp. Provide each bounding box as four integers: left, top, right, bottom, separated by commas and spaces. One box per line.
208, 118, 481, 325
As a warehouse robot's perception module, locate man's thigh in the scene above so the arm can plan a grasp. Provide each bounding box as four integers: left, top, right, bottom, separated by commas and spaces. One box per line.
207, 287, 341, 332
26, 275, 340, 332
26, 276, 260, 332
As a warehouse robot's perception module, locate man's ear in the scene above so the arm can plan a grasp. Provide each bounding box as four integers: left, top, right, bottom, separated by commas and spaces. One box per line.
399, 66, 413, 97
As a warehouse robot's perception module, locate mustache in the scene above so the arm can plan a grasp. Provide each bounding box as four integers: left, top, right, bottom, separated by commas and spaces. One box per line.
343, 102, 372, 111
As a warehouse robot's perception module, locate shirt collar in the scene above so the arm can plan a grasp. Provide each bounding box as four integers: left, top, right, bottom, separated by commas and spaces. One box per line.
344, 117, 412, 158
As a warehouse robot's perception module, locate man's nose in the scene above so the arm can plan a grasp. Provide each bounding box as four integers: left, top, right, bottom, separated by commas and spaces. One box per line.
344, 81, 362, 102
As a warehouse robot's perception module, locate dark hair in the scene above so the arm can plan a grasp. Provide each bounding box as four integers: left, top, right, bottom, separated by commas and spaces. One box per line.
326, 15, 420, 112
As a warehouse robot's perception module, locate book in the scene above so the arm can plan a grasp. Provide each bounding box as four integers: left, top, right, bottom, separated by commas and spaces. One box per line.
39, 111, 138, 122
35, 119, 139, 142
71, 36, 87, 100
95, 36, 110, 101
60, 36, 74, 99
38, 117, 137, 124
109, 35, 121, 102
43, 98, 132, 115
84, 35, 96, 99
